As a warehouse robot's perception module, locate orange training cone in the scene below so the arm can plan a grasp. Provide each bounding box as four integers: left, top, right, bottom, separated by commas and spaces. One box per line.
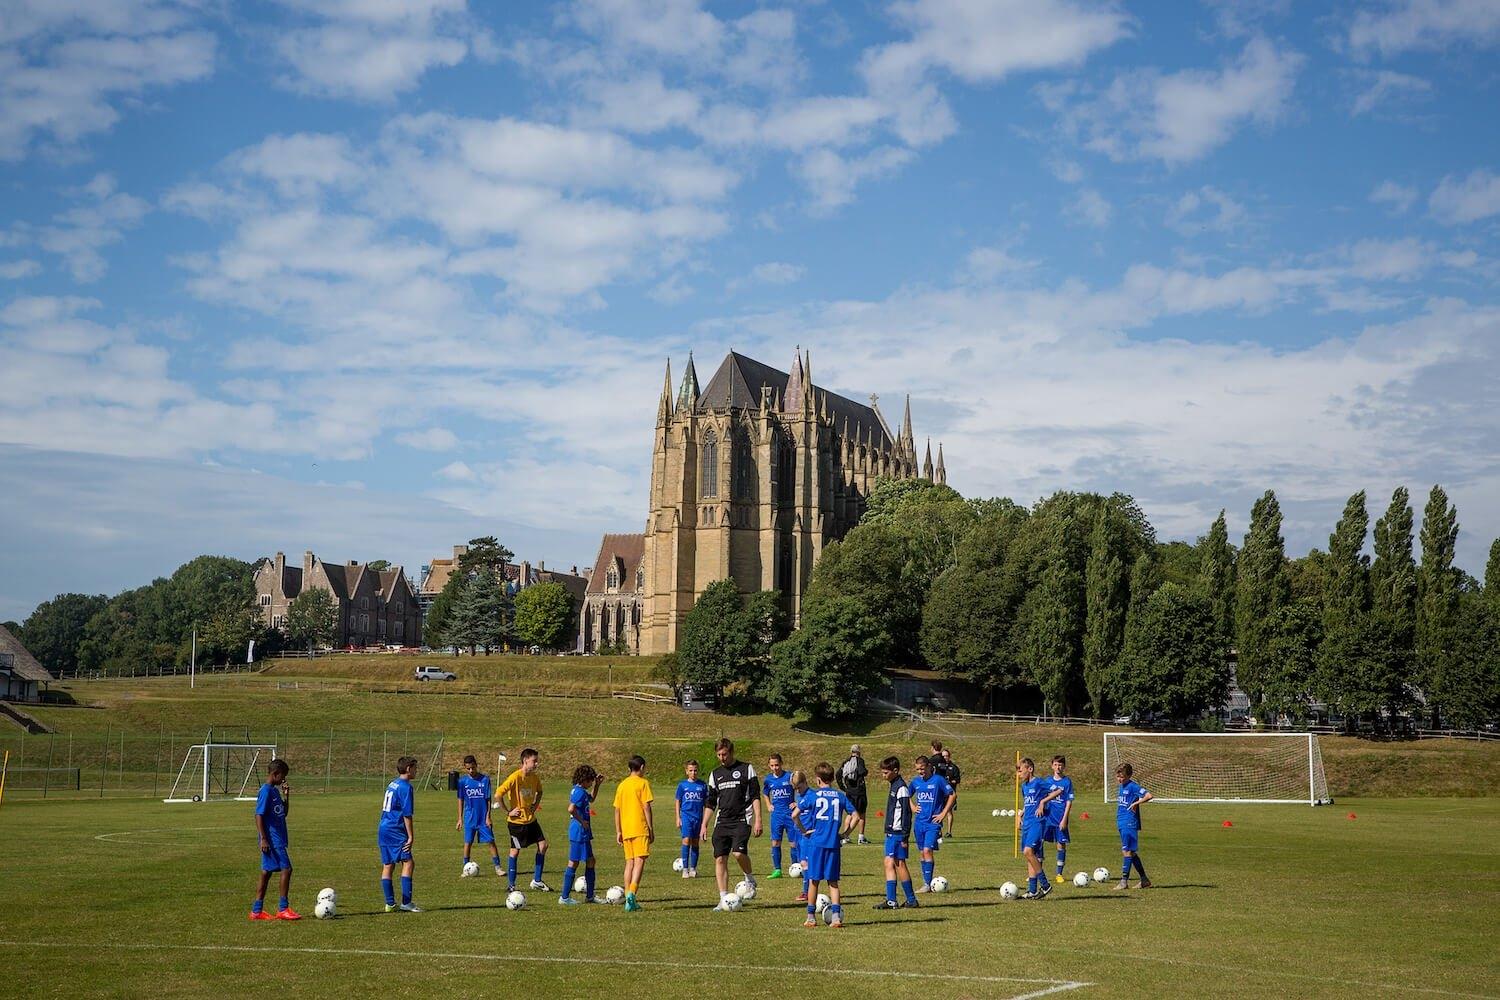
1222, 820, 1233, 827
1347, 812, 1357, 820
1081, 813, 1089, 820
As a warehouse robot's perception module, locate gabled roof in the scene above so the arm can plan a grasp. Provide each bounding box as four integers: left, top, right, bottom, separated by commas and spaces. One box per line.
696, 351, 894, 449
0, 624, 54, 683
586, 533, 646, 595
319, 561, 351, 601
378, 569, 411, 601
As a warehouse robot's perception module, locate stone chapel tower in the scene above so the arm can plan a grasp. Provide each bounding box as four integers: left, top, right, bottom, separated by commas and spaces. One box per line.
639, 349, 944, 654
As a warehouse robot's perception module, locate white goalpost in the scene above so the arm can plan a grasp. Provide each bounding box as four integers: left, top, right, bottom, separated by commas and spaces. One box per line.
1103, 732, 1332, 806
164, 742, 278, 803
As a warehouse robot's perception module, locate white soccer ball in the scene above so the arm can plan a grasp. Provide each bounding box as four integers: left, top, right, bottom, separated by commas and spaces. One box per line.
1006, 809, 1016, 817
822, 903, 836, 925
462, 861, 480, 878
314, 899, 336, 919
672, 857, 684, 872
735, 880, 756, 900
1093, 867, 1110, 883
723, 892, 743, 912
930, 875, 949, 892
788, 861, 803, 878
605, 885, 625, 904
574, 875, 588, 893
505, 891, 526, 910
991, 808, 1001, 817
1073, 871, 1090, 888
316, 887, 337, 905
814, 892, 831, 914
1000, 881, 1019, 900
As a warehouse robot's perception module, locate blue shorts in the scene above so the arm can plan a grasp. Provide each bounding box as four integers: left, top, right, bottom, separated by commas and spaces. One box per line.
261, 842, 291, 872
463, 821, 495, 845
914, 824, 942, 851
769, 812, 794, 843
803, 845, 842, 883
884, 834, 909, 860
1021, 825, 1045, 855
379, 838, 412, 865
568, 840, 594, 864
680, 817, 702, 840
1043, 821, 1070, 845
1119, 829, 1139, 853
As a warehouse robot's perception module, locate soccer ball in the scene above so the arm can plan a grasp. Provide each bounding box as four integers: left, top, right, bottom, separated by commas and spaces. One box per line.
930, 875, 949, 893
822, 903, 836, 925
788, 861, 803, 878
991, 808, 1001, 817
605, 885, 625, 904
723, 892, 743, 912
735, 880, 756, 900
1000, 882, 1019, 900
1006, 809, 1016, 817
1093, 867, 1110, 883
1073, 872, 1090, 888
814, 893, 831, 914
462, 861, 480, 878
672, 857, 684, 872
314, 899, 336, 919
505, 891, 526, 910
574, 875, 588, 893
316, 887, 337, 905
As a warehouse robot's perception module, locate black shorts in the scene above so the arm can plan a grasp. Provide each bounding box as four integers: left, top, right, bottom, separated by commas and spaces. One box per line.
508, 820, 545, 850
848, 785, 868, 815
711, 822, 752, 858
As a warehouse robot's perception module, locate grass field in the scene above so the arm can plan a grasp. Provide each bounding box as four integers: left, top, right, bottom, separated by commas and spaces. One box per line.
1, 789, 1496, 999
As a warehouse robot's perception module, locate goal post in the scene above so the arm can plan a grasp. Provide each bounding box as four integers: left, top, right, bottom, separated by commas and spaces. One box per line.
164, 743, 278, 803
1103, 732, 1331, 806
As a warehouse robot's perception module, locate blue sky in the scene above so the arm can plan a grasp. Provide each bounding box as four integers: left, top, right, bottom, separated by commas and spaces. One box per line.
2, 0, 1498, 620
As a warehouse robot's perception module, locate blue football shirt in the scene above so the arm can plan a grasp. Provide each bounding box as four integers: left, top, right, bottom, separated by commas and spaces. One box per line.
1042, 774, 1074, 825
908, 773, 952, 828
255, 783, 288, 845
763, 771, 795, 815
456, 773, 491, 826
802, 788, 854, 849
676, 779, 707, 824
1117, 780, 1149, 831
379, 778, 413, 841
1020, 777, 1049, 834
568, 783, 593, 842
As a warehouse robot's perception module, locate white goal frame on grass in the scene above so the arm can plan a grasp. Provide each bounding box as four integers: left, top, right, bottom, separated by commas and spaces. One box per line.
164, 743, 278, 803
1103, 731, 1332, 806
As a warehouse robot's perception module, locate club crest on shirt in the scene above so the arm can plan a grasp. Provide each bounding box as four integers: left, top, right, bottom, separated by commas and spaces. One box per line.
732, 769, 741, 780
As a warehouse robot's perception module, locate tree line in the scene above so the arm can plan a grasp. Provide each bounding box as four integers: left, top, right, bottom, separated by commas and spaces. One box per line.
419, 536, 576, 654
671, 479, 1500, 727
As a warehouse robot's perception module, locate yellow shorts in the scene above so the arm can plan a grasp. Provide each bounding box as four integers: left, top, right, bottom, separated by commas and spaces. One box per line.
623, 836, 650, 860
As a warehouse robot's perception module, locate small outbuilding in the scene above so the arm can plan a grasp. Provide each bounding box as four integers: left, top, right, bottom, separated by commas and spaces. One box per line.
0, 624, 54, 703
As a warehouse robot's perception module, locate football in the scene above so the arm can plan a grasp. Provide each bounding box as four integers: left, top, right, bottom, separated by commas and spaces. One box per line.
314, 899, 336, 919
788, 862, 803, 878
723, 893, 743, 912
1093, 867, 1110, 883
1000, 881, 1019, 900
734, 879, 756, 900
316, 887, 337, 905
991, 808, 1001, 817
822, 904, 836, 925
814, 893, 831, 914
462, 861, 480, 878
671, 858, 684, 872
1073, 871, 1091, 888
505, 891, 526, 910
574, 875, 588, 893
930, 875, 949, 892
605, 885, 625, 904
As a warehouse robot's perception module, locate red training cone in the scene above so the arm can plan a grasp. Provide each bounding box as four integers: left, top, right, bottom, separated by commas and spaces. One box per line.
1222, 820, 1233, 827
876, 810, 884, 817
1346, 812, 1357, 820
1081, 813, 1089, 820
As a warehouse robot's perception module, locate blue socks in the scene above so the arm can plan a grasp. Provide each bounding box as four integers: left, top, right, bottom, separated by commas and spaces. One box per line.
533, 853, 546, 882
921, 860, 934, 884
689, 846, 700, 869
562, 864, 576, 899
493, 855, 502, 870
772, 845, 783, 871
1056, 846, 1066, 875
507, 856, 518, 888
802, 877, 811, 896
681, 844, 691, 869
1028, 876, 1038, 894
886, 879, 897, 903
381, 878, 395, 906
585, 865, 597, 898
901, 879, 916, 903
251, 899, 264, 913
278, 895, 289, 911
790, 843, 800, 864
400, 876, 412, 905
1122, 856, 1133, 878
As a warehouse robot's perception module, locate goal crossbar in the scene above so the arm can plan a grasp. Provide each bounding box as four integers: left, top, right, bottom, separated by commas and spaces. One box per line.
164, 743, 278, 803
1103, 731, 1331, 806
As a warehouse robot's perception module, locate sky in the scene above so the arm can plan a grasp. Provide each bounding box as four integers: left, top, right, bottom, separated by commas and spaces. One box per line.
2, 0, 1498, 622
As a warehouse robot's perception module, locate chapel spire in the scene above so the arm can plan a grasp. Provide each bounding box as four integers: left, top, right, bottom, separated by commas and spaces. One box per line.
676, 351, 700, 411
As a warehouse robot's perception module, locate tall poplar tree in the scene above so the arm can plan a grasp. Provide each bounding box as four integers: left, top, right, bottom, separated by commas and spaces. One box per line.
1198, 510, 1236, 645
1023, 526, 1084, 717
1318, 491, 1374, 715
1235, 490, 1290, 710
1416, 485, 1459, 725
1370, 487, 1418, 715
1083, 507, 1128, 717
1486, 539, 1500, 604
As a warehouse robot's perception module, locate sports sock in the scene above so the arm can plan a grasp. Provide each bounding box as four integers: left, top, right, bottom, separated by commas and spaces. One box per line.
1039, 873, 1051, 889
921, 859, 934, 884
830, 904, 842, 920
802, 877, 811, 895
627, 881, 637, 894
381, 878, 395, 906
806, 903, 816, 917
492, 855, 502, 869
901, 879, 916, 903
400, 876, 412, 904
681, 844, 690, 869
1055, 846, 1066, 874
1121, 856, 1133, 878
790, 843, 800, 864
585, 866, 597, 897
278, 895, 289, 911
562, 864, 576, 899
771, 845, 783, 871
507, 856, 518, 888
885, 879, 897, 903
1028, 876, 1037, 894
251, 899, 264, 913
533, 852, 546, 882
1132, 855, 1148, 880
689, 846, 700, 869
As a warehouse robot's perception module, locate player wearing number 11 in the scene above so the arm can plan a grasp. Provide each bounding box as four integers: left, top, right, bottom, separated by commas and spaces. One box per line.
378, 756, 420, 912
793, 762, 855, 928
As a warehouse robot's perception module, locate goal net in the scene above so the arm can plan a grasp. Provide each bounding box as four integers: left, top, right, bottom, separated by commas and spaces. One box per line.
1103, 732, 1331, 806
165, 743, 277, 803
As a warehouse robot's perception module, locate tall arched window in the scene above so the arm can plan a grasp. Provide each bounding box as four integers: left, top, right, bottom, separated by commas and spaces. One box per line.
734, 431, 755, 501
700, 430, 719, 498
775, 431, 795, 505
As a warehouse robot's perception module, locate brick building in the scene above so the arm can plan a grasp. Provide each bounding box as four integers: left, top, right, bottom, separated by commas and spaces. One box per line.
254, 551, 422, 649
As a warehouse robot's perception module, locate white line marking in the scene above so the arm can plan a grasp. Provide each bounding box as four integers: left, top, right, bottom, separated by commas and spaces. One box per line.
0, 940, 1092, 992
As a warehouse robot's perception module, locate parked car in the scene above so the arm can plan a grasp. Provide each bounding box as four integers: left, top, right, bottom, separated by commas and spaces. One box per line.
414, 665, 457, 682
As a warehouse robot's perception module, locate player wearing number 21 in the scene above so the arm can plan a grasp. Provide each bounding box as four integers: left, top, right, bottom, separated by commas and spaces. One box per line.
793, 762, 856, 928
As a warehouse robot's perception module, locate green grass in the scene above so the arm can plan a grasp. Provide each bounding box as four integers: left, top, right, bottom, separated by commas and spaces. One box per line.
1, 790, 1496, 998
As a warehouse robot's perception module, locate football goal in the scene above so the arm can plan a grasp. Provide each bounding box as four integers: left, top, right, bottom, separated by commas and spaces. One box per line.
165, 742, 278, 803
1103, 732, 1332, 806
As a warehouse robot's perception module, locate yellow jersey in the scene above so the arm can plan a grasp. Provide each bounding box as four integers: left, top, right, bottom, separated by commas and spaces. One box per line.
496, 769, 543, 824
612, 774, 654, 839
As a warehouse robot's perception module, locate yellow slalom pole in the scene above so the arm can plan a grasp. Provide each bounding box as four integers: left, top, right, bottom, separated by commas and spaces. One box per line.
0, 749, 9, 811
1012, 750, 1020, 858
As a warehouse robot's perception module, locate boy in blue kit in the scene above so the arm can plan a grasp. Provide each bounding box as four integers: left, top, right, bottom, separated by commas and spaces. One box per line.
762, 753, 797, 878
675, 760, 707, 879
908, 755, 955, 892
379, 756, 421, 912
560, 763, 605, 905
791, 769, 813, 902
873, 755, 918, 910
1041, 755, 1075, 882
792, 762, 855, 928
250, 758, 299, 921
1114, 762, 1153, 890
455, 754, 501, 877
1016, 757, 1061, 900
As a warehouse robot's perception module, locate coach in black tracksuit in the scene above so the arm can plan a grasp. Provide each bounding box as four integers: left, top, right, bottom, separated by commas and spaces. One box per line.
837, 744, 870, 845
702, 736, 761, 908
934, 748, 961, 837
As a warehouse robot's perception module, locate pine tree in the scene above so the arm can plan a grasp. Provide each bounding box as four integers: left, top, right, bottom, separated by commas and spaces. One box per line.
1082, 508, 1127, 718
1370, 487, 1418, 716
1198, 510, 1236, 645
1317, 492, 1374, 716
447, 567, 510, 654
1486, 539, 1500, 604
1417, 485, 1459, 725
1235, 491, 1290, 711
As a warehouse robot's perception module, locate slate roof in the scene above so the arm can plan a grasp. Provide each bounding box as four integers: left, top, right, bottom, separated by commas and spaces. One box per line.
585, 533, 647, 596
696, 351, 894, 449
0, 624, 54, 683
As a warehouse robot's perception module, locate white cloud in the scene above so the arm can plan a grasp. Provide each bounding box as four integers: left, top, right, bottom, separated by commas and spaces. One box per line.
0, 260, 41, 280
30, 173, 149, 282
794, 146, 915, 213
1166, 186, 1248, 235
1429, 168, 1500, 225
1047, 37, 1302, 164
1349, 0, 1500, 56
1350, 69, 1432, 115
230, 133, 365, 197
397, 427, 459, 451
1370, 180, 1418, 214
1066, 187, 1113, 228
435, 460, 476, 481
729, 261, 806, 293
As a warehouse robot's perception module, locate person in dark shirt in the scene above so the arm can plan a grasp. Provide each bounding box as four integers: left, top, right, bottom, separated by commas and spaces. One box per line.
835, 744, 870, 845
702, 737, 762, 910
931, 742, 962, 838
